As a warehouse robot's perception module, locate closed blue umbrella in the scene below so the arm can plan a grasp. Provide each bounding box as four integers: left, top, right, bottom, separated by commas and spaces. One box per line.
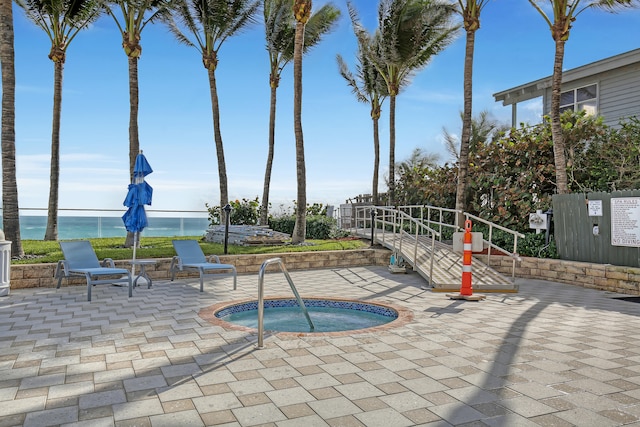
122, 151, 153, 270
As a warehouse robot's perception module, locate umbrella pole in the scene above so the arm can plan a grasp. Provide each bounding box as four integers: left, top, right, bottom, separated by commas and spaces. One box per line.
132, 232, 138, 278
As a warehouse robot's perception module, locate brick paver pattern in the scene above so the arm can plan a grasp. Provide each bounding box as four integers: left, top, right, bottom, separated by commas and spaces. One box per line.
2, 266, 640, 426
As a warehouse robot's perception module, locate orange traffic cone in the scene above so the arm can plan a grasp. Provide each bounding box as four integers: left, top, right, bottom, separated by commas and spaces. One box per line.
461, 219, 473, 296
446, 219, 485, 301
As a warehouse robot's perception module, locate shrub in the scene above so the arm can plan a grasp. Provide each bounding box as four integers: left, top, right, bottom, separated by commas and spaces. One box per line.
269, 214, 347, 240
518, 232, 559, 258
206, 197, 260, 227
269, 215, 295, 235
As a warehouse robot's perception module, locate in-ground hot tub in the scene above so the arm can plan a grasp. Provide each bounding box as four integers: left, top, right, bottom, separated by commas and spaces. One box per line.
199, 297, 413, 335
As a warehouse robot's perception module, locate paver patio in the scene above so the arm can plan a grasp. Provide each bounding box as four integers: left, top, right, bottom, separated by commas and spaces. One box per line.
2, 265, 640, 426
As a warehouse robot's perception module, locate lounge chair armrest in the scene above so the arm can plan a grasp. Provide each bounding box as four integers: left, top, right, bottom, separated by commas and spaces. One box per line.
207, 254, 221, 264
170, 256, 181, 282
55, 260, 69, 289
170, 256, 181, 271
101, 258, 116, 268
54, 260, 68, 279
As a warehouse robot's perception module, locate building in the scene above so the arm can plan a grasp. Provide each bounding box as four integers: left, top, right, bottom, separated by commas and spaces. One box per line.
493, 48, 640, 127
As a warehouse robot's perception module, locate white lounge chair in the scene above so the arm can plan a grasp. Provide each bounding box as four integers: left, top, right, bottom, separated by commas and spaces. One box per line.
55, 240, 132, 302
170, 240, 237, 292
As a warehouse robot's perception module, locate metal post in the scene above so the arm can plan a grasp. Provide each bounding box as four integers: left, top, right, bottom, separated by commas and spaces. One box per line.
544, 209, 553, 245
370, 208, 376, 247
223, 204, 232, 255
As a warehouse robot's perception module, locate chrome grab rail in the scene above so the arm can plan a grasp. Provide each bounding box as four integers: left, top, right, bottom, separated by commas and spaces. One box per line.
257, 258, 314, 348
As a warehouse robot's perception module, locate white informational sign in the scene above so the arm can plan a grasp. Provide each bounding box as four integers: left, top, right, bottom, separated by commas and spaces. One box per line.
611, 198, 640, 247
588, 200, 603, 217
529, 209, 547, 233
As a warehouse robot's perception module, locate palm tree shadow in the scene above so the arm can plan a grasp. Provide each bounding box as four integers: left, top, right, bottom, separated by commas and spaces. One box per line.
424, 300, 466, 317
444, 298, 549, 425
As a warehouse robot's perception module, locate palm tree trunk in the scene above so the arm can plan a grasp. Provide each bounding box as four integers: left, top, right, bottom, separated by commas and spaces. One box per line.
388, 94, 396, 206
128, 56, 140, 179
45, 60, 64, 241
292, 18, 306, 244
125, 55, 140, 248
455, 28, 475, 227
0, 0, 24, 256
372, 116, 380, 206
260, 83, 278, 225
208, 68, 229, 217
551, 39, 569, 194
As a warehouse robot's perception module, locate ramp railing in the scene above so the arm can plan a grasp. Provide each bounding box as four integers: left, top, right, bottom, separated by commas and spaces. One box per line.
350, 204, 524, 281
362, 206, 441, 280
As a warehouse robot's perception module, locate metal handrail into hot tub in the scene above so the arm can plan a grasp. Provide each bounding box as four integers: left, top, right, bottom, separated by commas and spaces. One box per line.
257, 258, 314, 348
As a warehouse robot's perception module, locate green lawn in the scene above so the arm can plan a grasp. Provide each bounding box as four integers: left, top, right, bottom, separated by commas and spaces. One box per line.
15, 236, 368, 264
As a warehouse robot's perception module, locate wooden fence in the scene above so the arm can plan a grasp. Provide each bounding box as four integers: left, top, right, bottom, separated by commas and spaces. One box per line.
553, 190, 640, 268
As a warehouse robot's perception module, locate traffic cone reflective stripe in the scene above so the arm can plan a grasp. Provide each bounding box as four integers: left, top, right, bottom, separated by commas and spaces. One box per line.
460, 219, 473, 296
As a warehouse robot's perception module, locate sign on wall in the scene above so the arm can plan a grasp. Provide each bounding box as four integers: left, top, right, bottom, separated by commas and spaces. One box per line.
611, 197, 640, 247
588, 199, 603, 216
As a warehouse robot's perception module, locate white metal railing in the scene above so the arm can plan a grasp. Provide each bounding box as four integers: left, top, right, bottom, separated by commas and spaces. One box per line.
463, 212, 525, 280
353, 206, 441, 281
349, 204, 524, 280
257, 258, 314, 349
398, 205, 460, 241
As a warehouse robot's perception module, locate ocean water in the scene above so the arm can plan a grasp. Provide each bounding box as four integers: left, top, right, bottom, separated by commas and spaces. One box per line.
17, 216, 210, 240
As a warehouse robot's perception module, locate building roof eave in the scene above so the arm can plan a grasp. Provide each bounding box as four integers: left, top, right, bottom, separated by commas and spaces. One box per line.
493, 48, 640, 107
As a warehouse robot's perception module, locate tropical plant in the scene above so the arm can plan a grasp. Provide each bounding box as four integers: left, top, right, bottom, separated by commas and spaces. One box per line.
16, 0, 102, 241
164, 0, 260, 227
0, 0, 24, 256
366, 0, 458, 206
442, 109, 505, 161
395, 110, 621, 233
105, 0, 172, 246
207, 197, 260, 226
468, 121, 556, 231
291, 0, 311, 244
567, 113, 640, 192
394, 147, 441, 205
527, 0, 638, 194
453, 0, 489, 227
260, 0, 340, 225
337, 1, 387, 206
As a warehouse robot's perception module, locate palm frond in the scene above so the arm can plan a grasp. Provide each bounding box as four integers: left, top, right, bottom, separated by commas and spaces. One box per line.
302, 3, 340, 54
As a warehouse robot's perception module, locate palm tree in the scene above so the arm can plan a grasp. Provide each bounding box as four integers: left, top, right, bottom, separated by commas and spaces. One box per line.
260, 0, 339, 225
105, 0, 171, 246
106, 0, 170, 177
443, 109, 504, 162
291, 0, 311, 244
164, 0, 260, 224
16, 0, 102, 241
453, 0, 488, 227
395, 147, 441, 205
0, 0, 23, 257
337, 1, 387, 206
367, 0, 458, 206
528, 0, 637, 194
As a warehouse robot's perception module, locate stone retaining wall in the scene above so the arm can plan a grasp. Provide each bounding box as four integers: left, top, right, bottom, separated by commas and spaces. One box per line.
9, 249, 392, 290
486, 255, 640, 295
9, 248, 640, 295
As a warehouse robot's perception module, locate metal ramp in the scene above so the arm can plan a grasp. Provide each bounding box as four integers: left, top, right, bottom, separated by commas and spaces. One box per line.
350, 206, 519, 293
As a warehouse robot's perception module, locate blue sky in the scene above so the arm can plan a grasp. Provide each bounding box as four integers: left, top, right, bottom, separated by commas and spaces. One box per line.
10, 0, 640, 218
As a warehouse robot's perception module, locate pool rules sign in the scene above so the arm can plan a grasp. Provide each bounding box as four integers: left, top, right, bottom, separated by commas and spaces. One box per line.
611, 198, 640, 247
